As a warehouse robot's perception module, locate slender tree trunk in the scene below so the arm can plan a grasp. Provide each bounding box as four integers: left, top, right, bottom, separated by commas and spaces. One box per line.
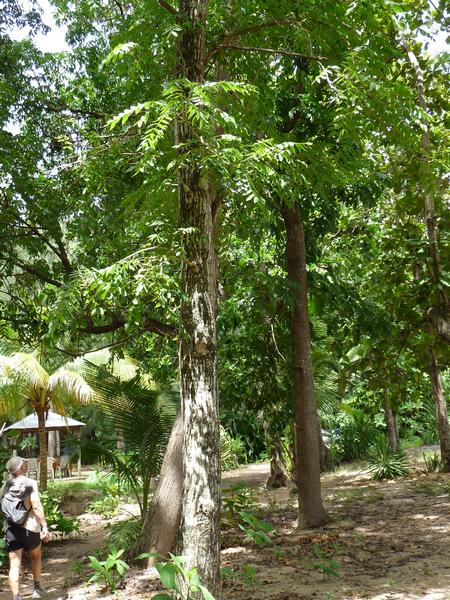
429, 348, 450, 470
37, 407, 48, 491
137, 411, 183, 563
383, 388, 399, 452
176, 1, 221, 596
400, 38, 450, 469
266, 435, 290, 489
281, 204, 328, 528
383, 388, 400, 452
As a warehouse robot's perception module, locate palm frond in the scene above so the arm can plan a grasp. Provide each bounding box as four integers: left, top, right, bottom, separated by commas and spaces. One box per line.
48, 369, 94, 408
80, 364, 177, 517
0, 353, 47, 409
67, 350, 139, 381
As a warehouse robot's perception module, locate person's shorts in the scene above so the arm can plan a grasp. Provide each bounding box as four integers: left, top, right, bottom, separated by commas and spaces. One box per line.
5, 527, 41, 552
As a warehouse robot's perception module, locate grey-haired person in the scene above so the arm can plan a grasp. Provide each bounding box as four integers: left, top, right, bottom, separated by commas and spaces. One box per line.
1, 456, 51, 600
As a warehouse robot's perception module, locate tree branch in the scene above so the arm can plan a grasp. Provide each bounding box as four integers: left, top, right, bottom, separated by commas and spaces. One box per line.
213, 44, 325, 62
158, 0, 178, 17
207, 19, 300, 61
23, 101, 105, 120
80, 314, 176, 337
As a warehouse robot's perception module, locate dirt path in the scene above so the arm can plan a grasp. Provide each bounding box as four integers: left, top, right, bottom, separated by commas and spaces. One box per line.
2, 455, 450, 600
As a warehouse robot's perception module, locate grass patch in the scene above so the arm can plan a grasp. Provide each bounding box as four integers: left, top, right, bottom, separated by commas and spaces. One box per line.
409, 479, 450, 497
326, 486, 384, 506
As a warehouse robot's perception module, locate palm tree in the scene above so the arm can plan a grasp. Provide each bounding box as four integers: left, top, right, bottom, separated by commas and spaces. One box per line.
0, 352, 93, 490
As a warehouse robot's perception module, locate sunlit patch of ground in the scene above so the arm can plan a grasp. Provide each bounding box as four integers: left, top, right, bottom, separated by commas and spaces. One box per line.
2, 451, 450, 599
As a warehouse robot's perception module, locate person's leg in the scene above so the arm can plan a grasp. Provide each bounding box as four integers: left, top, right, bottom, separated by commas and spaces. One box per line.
29, 544, 42, 584
8, 548, 23, 597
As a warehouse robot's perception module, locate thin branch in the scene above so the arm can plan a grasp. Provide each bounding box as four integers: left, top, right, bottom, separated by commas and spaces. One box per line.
214, 44, 325, 62
5, 252, 62, 287
80, 314, 176, 337
55, 333, 140, 358
22, 101, 105, 120
207, 19, 300, 61
158, 0, 178, 17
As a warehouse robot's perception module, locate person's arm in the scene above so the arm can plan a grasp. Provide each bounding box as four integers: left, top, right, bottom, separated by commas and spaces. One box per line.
29, 489, 50, 538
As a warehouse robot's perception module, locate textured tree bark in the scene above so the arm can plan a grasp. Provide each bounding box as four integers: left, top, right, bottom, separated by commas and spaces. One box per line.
266, 436, 290, 489
400, 38, 450, 470
37, 407, 48, 491
48, 430, 56, 458
383, 389, 399, 453
137, 411, 183, 563
281, 204, 328, 528
429, 348, 450, 471
176, 0, 221, 596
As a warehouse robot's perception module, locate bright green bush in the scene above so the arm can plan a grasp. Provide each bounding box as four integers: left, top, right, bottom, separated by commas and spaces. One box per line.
367, 436, 409, 480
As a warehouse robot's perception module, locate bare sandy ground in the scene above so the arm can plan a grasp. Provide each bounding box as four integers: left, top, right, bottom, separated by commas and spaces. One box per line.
2, 451, 450, 600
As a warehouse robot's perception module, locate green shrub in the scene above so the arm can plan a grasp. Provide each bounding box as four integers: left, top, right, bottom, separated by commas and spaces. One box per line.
222, 484, 253, 527
0, 538, 7, 569
88, 547, 129, 591
136, 553, 216, 600
238, 511, 275, 546
367, 436, 409, 480
40, 492, 80, 535
423, 451, 441, 473
106, 519, 142, 557
221, 427, 246, 470
332, 413, 379, 462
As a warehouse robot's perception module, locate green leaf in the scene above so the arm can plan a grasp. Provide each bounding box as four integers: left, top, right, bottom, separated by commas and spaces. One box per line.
196, 584, 216, 600
157, 563, 177, 589
101, 42, 138, 67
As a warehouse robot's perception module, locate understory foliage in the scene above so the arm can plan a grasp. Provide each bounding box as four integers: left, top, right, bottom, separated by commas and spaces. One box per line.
81, 365, 177, 520
368, 437, 410, 481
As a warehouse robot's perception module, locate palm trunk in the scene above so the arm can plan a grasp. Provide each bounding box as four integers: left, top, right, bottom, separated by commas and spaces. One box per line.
282, 204, 328, 528
48, 431, 56, 458
37, 407, 48, 491
137, 411, 183, 562
176, 1, 221, 596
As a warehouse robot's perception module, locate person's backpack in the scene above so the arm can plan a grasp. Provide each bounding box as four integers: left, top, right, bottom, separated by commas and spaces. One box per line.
0, 479, 32, 527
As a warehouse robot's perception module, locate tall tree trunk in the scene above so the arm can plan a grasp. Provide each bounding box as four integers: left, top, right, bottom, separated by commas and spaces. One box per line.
48, 431, 56, 458
400, 38, 450, 469
383, 388, 399, 453
281, 204, 328, 528
176, 0, 221, 596
37, 407, 48, 491
429, 348, 450, 470
137, 411, 183, 563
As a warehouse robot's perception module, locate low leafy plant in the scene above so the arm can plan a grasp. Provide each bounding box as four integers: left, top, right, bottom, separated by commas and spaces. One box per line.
222, 484, 253, 527
423, 451, 441, 473
88, 493, 121, 518
106, 518, 142, 557
40, 492, 80, 535
238, 511, 274, 545
311, 544, 341, 580
0, 538, 7, 568
221, 426, 246, 470
137, 553, 215, 599
367, 436, 409, 480
88, 546, 129, 591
